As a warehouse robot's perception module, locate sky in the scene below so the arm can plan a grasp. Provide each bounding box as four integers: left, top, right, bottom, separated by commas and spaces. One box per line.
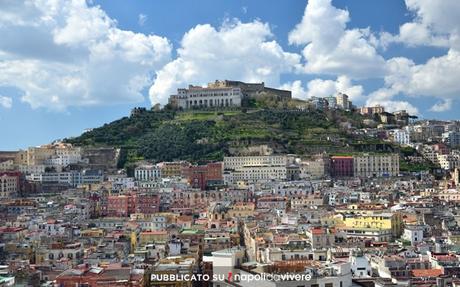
1, 0, 460, 150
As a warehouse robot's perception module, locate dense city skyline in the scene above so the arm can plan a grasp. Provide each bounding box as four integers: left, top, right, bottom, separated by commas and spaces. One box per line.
3, 2, 460, 286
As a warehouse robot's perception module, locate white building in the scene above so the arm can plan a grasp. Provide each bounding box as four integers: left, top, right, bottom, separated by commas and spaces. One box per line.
170, 84, 242, 109
44, 154, 82, 167
350, 251, 371, 278
19, 164, 46, 175
223, 155, 296, 184
402, 225, 424, 246
108, 175, 135, 190
443, 131, 460, 147
336, 93, 351, 110
223, 155, 294, 170
273, 181, 313, 197
392, 129, 410, 145
134, 164, 161, 182
210, 247, 246, 280
437, 154, 460, 170
26, 170, 103, 187
228, 166, 287, 183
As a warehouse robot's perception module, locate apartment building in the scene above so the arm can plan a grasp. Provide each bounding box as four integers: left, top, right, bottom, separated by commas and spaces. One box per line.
223, 155, 294, 170
341, 212, 403, 240
331, 156, 354, 177
0, 173, 19, 199
229, 165, 288, 183
299, 158, 328, 179
359, 105, 385, 115
134, 164, 161, 181
157, 161, 190, 177
336, 92, 351, 110
353, 154, 399, 178
182, 162, 223, 190
223, 155, 295, 183
437, 154, 460, 170
26, 170, 103, 187
392, 129, 410, 145
443, 131, 460, 147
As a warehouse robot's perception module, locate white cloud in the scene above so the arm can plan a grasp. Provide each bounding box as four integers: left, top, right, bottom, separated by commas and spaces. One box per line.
0, 0, 171, 110
402, 0, 460, 48
430, 99, 452, 112
288, 0, 386, 79
0, 95, 12, 109
138, 14, 148, 26
149, 19, 301, 104
304, 76, 364, 102
366, 88, 419, 115
368, 0, 460, 113
378, 0, 460, 48
279, 81, 307, 100
367, 50, 460, 113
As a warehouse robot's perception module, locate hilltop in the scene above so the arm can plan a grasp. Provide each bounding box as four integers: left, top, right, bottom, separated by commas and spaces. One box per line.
65, 107, 390, 168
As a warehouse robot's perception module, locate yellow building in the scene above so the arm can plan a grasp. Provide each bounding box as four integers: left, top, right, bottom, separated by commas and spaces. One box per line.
320, 213, 343, 227
14, 150, 28, 165
341, 213, 403, 237
131, 230, 138, 253
80, 228, 105, 238
26, 146, 55, 165
158, 161, 190, 178
139, 230, 169, 245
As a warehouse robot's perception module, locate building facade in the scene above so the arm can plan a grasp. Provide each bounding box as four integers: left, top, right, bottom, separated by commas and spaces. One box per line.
392, 129, 410, 145
0, 173, 19, 199
336, 93, 351, 110
353, 154, 399, 178
169, 84, 242, 110
134, 164, 161, 181
223, 155, 294, 170
182, 162, 223, 190
331, 156, 354, 177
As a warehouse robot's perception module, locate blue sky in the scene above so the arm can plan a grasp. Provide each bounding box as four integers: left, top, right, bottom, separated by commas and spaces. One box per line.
1, 0, 459, 150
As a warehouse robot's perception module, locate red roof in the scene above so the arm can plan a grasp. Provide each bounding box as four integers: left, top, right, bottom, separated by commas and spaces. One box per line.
411, 269, 443, 278
310, 227, 325, 235
0, 227, 24, 233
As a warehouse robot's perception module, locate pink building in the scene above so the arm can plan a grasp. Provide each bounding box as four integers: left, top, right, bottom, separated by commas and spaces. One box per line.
107, 194, 136, 217
135, 193, 160, 214
106, 193, 159, 217
331, 156, 354, 177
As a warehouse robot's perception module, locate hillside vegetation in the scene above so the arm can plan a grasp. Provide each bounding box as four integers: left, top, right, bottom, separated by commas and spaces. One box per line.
66, 108, 369, 167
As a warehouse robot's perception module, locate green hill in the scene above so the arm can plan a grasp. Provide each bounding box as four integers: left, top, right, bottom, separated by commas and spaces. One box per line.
65, 108, 383, 167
